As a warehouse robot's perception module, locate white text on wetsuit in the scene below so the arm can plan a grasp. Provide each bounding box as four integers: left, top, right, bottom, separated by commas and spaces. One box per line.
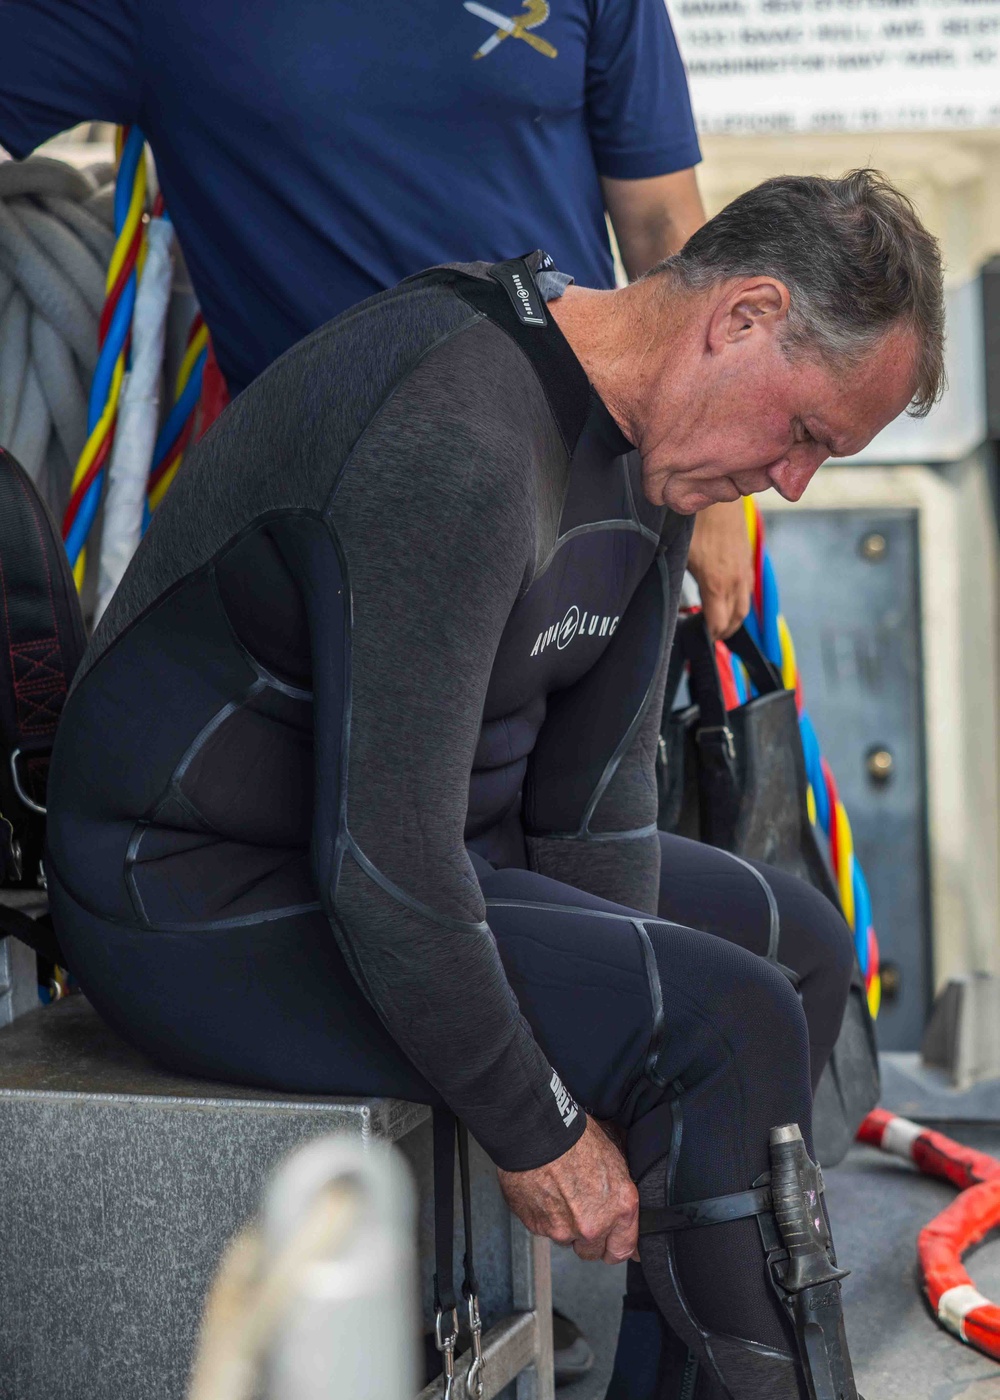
550, 1070, 580, 1129
530, 604, 620, 658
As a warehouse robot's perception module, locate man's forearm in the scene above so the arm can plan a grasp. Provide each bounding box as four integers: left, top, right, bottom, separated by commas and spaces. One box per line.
601, 167, 707, 278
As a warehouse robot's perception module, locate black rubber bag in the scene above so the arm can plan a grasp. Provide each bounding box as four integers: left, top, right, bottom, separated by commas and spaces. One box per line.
658, 613, 879, 1167
0, 447, 85, 962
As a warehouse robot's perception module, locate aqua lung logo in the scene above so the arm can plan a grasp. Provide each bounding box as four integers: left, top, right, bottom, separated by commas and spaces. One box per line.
509, 270, 543, 324
489, 261, 547, 326
530, 605, 619, 658
550, 1070, 579, 1129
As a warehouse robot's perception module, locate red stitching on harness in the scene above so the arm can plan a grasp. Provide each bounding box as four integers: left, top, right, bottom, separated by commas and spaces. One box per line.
0, 453, 68, 743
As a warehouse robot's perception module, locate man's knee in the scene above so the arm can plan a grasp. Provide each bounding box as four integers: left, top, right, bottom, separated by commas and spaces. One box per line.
650, 923, 811, 1076
759, 862, 855, 1005
726, 947, 811, 1065
795, 879, 855, 1006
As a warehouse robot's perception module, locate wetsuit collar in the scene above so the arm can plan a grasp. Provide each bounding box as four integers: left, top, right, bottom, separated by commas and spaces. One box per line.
526, 251, 635, 459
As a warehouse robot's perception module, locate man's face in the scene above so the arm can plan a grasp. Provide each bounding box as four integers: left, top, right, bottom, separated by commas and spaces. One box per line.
638, 302, 920, 515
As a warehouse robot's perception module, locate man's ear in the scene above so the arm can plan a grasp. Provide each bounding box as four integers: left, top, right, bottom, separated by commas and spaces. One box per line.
707, 279, 790, 354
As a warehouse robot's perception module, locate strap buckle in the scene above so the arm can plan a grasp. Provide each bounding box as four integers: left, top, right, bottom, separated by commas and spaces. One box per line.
435, 1305, 460, 1400
0, 810, 22, 884
10, 750, 46, 816
695, 725, 736, 762
434, 1109, 485, 1400
465, 1291, 485, 1400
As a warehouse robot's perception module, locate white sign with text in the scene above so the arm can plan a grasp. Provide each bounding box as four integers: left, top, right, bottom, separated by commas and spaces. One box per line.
674, 0, 1000, 133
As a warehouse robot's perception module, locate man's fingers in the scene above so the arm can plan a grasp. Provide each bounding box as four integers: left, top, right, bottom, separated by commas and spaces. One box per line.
603, 1207, 639, 1264
701, 589, 729, 641
573, 1235, 608, 1262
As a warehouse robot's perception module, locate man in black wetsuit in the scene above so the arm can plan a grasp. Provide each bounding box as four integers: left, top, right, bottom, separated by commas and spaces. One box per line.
46, 172, 943, 1399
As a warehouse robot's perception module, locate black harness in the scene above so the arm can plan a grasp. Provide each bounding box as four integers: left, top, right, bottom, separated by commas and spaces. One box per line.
0, 447, 85, 962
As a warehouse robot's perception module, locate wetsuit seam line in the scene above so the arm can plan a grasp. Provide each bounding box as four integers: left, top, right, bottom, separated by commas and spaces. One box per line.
171, 688, 264, 790
73, 508, 328, 695
579, 553, 672, 834
633, 920, 669, 1087
531, 519, 656, 583
321, 312, 483, 516
660, 1095, 748, 1391
344, 836, 489, 934
622, 454, 653, 537
715, 850, 781, 961
123, 681, 267, 921
525, 823, 658, 843
485, 898, 700, 930
48, 850, 322, 931
315, 517, 354, 905
124, 822, 150, 926
211, 570, 314, 701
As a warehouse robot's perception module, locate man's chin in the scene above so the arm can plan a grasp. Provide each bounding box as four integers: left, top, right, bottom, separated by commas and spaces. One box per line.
661, 484, 732, 514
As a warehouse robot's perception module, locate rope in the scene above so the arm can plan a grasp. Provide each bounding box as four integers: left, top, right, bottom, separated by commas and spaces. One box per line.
713, 500, 882, 1018
145, 311, 207, 519
57, 125, 209, 578
63, 125, 149, 589
0, 156, 115, 517
187, 1180, 359, 1400
860, 1110, 1000, 1361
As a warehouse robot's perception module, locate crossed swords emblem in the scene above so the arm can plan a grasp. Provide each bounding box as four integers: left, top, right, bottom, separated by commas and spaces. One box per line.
463, 0, 559, 59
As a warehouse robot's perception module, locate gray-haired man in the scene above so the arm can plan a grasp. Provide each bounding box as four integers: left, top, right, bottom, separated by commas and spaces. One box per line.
46, 171, 942, 1399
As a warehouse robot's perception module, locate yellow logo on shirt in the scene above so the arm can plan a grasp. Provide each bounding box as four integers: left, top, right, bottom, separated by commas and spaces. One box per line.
462, 0, 558, 60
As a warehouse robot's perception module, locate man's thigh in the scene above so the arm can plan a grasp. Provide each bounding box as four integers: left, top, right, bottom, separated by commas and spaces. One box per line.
479, 864, 794, 1129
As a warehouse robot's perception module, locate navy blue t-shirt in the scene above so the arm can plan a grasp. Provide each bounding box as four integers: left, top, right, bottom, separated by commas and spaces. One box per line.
0, 0, 700, 393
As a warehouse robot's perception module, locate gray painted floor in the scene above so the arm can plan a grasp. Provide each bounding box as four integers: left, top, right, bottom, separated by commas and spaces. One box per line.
551, 1124, 1000, 1400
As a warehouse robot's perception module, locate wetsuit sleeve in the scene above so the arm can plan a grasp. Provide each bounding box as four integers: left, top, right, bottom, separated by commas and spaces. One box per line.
524, 520, 692, 914
586, 0, 701, 181
306, 338, 587, 1173
0, 0, 140, 157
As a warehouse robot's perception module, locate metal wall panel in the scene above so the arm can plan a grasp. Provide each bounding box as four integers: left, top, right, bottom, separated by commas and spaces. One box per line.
763, 508, 931, 1049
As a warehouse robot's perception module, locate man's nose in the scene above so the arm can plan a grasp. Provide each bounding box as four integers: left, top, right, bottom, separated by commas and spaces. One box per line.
768, 449, 826, 502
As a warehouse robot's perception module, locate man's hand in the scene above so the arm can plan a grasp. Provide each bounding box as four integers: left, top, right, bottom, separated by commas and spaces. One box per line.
686, 499, 754, 641
497, 1116, 639, 1264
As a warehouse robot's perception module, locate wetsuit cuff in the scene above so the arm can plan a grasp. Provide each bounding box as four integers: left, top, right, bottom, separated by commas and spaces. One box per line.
481, 1066, 588, 1173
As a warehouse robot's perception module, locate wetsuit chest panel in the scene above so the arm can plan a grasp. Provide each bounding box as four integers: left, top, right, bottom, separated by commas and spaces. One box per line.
468, 414, 663, 854
487, 525, 655, 711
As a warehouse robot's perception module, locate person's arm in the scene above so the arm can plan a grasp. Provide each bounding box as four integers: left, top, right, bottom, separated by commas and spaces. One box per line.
586, 0, 752, 639
523, 521, 692, 914
685, 497, 755, 640
0, 0, 139, 158
601, 167, 706, 277
300, 328, 589, 1175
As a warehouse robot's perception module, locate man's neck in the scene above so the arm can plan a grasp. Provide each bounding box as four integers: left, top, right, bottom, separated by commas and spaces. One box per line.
547, 281, 682, 446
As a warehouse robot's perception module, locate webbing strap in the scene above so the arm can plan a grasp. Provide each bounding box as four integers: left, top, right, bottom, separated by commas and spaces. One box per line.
639, 1183, 774, 1235
433, 1107, 459, 1317
458, 1120, 479, 1300
0, 449, 85, 811
432, 1108, 478, 1311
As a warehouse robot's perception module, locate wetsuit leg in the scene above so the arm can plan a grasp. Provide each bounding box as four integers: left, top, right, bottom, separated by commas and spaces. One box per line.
608, 834, 855, 1399
655, 832, 855, 1093
52, 857, 825, 1399
478, 866, 814, 1396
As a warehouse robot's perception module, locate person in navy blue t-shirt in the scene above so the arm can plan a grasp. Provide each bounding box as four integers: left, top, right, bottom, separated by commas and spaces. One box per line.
0, 0, 752, 639
0, 0, 701, 397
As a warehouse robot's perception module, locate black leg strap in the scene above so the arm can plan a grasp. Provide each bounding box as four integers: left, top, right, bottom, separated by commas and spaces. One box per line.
639, 1181, 774, 1235
433, 1107, 459, 1321
433, 1107, 486, 1400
